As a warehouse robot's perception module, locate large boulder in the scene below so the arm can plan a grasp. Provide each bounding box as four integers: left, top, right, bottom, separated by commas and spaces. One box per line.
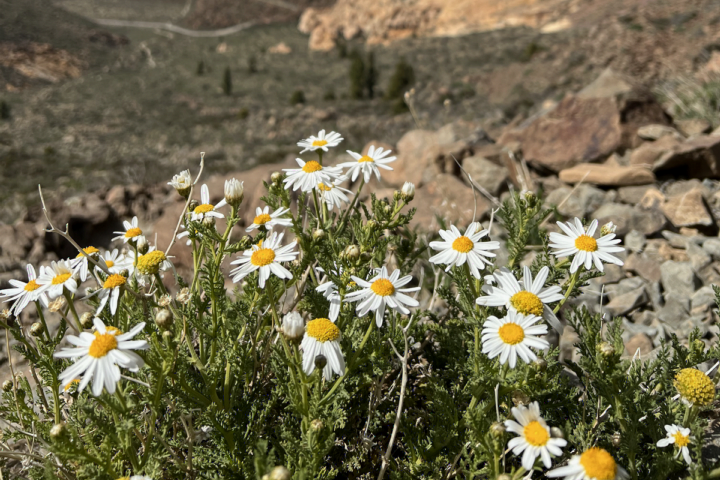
411, 174, 489, 230
558, 164, 655, 186
661, 188, 715, 229
652, 135, 720, 178
381, 129, 439, 187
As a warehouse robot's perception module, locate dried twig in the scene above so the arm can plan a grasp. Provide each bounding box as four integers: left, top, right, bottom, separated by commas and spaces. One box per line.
165, 153, 205, 256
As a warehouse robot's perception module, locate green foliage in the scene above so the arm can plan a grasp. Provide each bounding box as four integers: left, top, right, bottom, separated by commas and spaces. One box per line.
197, 60, 206, 76
0, 100, 10, 120
348, 50, 365, 100
223, 66, 232, 96
385, 57, 415, 100
290, 90, 305, 105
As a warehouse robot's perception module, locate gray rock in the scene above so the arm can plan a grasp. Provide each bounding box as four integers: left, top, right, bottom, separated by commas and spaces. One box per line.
624, 253, 662, 282
546, 185, 606, 219
703, 238, 720, 260
687, 243, 712, 272
624, 230, 646, 253
605, 277, 646, 300
605, 287, 648, 316
657, 295, 690, 327
661, 230, 705, 249
637, 124, 682, 140
631, 310, 656, 326
592, 203, 635, 236
660, 261, 701, 297
691, 286, 717, 310
617, 185, 654, 205
461, 156, 509, 197
647, 281, 663, 311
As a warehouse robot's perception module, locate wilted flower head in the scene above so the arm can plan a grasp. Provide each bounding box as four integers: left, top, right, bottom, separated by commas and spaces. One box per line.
169, 169, 193, 197
224, 178, 244, 207
401, 182, 415, 201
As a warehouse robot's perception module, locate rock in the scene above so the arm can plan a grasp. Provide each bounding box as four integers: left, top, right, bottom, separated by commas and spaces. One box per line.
691, 286, 717, 311
624, 253, 661, 283
617, 185, 653, 205
665, 179, 709, 198
411, 174, 489, 229
577, 68, 633, 99
631, 310, 656, 326
519, 95, 622, 172
592, 203, 664, 237
545, 184, 606, 219
661, 188, 714, 228
624, 230, 646, 253
624, 333, 654, 356
382, 129, 438, 187
676, 118, 711, 137
268, 42, 292, 54
658, 294, 691, 329
637, 124, 682, 140
660, 261, 701, 297
653, 135, 720, 178
661, 230, 705, 249
604, 287, 648, 316
558, 164, 655, 186
629, 135, 682, 167
604, 277, 646, 301
687, 243, 712, 272
703, 238, 720, 259
638, 188, 665, 210
461, 155, 508, 196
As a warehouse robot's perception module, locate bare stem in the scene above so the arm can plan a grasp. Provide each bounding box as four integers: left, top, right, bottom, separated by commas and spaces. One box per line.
165, 153, 205, 256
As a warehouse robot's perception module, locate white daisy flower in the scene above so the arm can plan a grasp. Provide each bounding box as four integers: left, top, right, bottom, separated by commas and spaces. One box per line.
96, 249, 133, 275
343, 266, 420, 327
298, 129, 343, 154
317, 179, 353, 210
657, 424, 693, 465
168, 169, 192, 197
0, 264, 49, 316
71, 246, 101, 282
549, 218, 624, 273
481, 310, 549, 368
54, 318, 148, 397
547, 447, 629, 480
113, 216, 144, 244
301, 317, 345, 380
37, 260, 78, 300
229, 231, 298, 288
504, 401, 567, 470
133, 247, 174, 278
338, 145, 397, 183
190, 184, 228, 221
245, 206, 293, 232
87, 273, 127, 316
428, 222, 500, 279
476, 266, 564, 334
316, 265, 342, 322
282, 158, 342, 193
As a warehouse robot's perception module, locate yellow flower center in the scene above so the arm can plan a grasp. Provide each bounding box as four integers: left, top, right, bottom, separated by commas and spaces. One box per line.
52, 273, 72, 285
358, 155, 374, 163
193, 204, 214, 214
523, 421, 549, 446
137, 250, 167, 275
674, 368, 716, 406
452, 236, 474, 253
117, 477, 130, 480
24, 279, 40, 292
302, 161, 322, 173
96, 326, 122, 336
317, 183, 333, 192
673, 431, 690, 448
76, 246, 99, 258
250, 248, 276, 267
510, 291, 544, 316
579, 447, 617, 480
63, 379, 80, 392
306, 318, 340, 343
105, 260, 115, 268
125, 227, 142, 238
88, 333, 118, 358
371, 278, 395, 297
312, 139, 328, 147
103, 274, 126, 289
575, 234, 598, 252
253, 213, 272, 225
498, 323, 525, 345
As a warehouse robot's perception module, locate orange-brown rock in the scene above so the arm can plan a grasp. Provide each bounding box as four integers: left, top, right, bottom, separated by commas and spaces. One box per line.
381, 129, 439, 187
411, 174, 488, 229
661, 188, 714, 228
652, 135, 720, 178
558, 164, 655, 186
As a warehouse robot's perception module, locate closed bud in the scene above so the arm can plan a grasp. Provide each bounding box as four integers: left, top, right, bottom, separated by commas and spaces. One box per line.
2, 380, 13, 392
162, 330, 174, 342
511, 390, 530, 407
158, 294, 172, 307
533, 358, 547, 372
310, 419, 324, 431
224, 178, 244, 207
30, 322, 44, 337
80, 312, 94, 329
155, 309, 173, 329
271, 171, 282, 184
169, 169, 193, 198
48, 296, 67, 313
137, 236, 149, 255
550, 426, 564, 439
383, 204, 392, 214
188, 199, 200, 212
612, 431, 622, 446
202, 216, 216, 228
600, 221, 617, 237
365, 220, 377, 231
50, 423, 67, 440
401, 182, 415, 202
490, 422, 506, 437
393, 190, 402, 202
282, 312, 305, 341
314, 354, 327, 370
0, 308, 10, 324
269, 466, 291, 480
313, 229, 326, 240
344, 245, 360, 261
597, 342, 615, 357
176, 287, 191, 305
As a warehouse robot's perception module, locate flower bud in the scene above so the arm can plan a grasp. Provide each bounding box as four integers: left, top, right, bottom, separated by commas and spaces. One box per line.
313, 229, 326, 240
269, 466, 291, 480
2, 380, 13, 392
271, 171, 282, 184
158, 294, 172, 307
550, 426, 564, 439
611, 431, 622, 446
202, 216, 216, 228
314, 354, 327, 370
282, 311, 305, 341
401, 182, 415, 202
600, 221, 617, 237
224, 178, 244, 207
176, 287, 191, 305
344, 245, 360, 261
80, 312, 94, 329
511, 390, 530, 407
490, 422, 506, 437
393, 190, 402, 202
533, 358, 547, 372
291, 259, 302, 268
383, 204, 392, 214
169, 170, 193, 198
137, 236, 149, 255
162, 330, 174, 342
597, 342, 615, 357
365, 220, 377, 231
188, 199, 199, 212
30, 322, 44, 337
310, 419, 324, 432
50, 423, 67, 440
155, 309, 173, 329
48, 296, 67, 313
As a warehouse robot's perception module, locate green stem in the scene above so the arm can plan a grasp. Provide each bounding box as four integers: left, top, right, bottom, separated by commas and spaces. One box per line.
463, 263, 478, 300
553, 269, 580, 314
64, 291, 82, 332
320, 319, 375, 405
337, 178, 365, 235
